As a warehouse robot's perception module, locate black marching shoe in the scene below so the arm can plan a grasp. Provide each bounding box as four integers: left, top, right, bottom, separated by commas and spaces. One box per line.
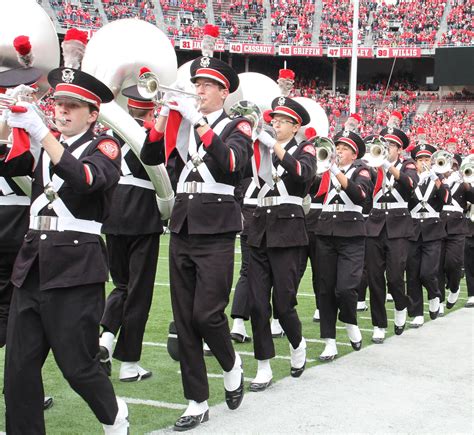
99, 346, 112, 377
230, 332, 252, 343
350, 340, 362, 351
43, 397, 54, 410
290, 362, 306, 378
394, 324, 405, 336
174, 410, 209, 432
429, 309, 439, 320
225, 374, 244, 410
249, 379, 272, 392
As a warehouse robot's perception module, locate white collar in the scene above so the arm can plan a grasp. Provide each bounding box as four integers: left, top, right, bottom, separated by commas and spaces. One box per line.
60, 129, 88, 146
203, 108, 224, 126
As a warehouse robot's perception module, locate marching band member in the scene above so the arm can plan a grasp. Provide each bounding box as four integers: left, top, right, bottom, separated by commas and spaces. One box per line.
365, 128, 417, 342
406, 143, 451, 327
0, 66, 129, 433
465, 201, 474, 308
246, 97, 315, 391
316, 129, 373, 361
99, 82, 160, 382
140, 54, 252, 431
229, 175, 256, 344
438, 151, 474, 311
0, 60, 56, 411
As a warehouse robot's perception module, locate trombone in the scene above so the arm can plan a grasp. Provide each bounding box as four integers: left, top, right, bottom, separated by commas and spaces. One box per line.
314, 136, 335, 174
363, 135, 389, 168
137, 71, 201, 104
431, 150, 454, 174
460, 155, 474, 184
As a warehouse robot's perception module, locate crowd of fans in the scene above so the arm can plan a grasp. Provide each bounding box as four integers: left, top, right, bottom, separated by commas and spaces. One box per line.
371, 0, 446, 47
319, 0, 375, 47
213, 0, 266, 43
102, 0, 156, 24
48, 0, 474, 48
270, 0, 314, 46
49, 0, 102, 29
162, 0, 208, 39
439, 0, 473, 46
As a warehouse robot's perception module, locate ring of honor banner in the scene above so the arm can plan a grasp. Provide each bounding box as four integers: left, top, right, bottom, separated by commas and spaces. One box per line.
175, 38, 422, 59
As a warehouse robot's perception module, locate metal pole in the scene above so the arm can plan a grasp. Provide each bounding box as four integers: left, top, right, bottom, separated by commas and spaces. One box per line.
332, 59, 337, 94
349, 0, 359, 114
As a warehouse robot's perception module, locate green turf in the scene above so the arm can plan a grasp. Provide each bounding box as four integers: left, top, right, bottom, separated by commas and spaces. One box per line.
0, 233, 469, 434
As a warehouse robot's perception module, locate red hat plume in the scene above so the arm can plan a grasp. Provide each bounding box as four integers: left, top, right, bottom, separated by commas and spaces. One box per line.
13, 35, 33, 67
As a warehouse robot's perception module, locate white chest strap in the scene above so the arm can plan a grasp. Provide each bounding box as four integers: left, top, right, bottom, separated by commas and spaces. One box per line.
0, 177, 30, 206
30, 142, 91, 218
257, 145, 298, 199
443, 181, 463, 212
323, 167, 362, 213
373, 163, 406, 205
177, 118, 232, 193
411, 180, 438, 218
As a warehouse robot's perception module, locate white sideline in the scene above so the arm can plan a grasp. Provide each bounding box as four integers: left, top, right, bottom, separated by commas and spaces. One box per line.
119, 396, 186, 410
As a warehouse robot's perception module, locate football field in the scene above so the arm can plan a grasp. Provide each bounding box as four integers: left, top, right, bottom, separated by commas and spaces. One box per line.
0, 234, 469, 434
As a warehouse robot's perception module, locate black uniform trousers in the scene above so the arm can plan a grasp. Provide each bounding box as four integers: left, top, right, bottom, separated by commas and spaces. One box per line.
366, 229, 410, 328
437, 234, 465, 301
230, 234, 251, 320
356, 241, 368, 303
465, 236, 474, 297
0, 251, 17, 347
300, 232, 320, 310
317, 235, 365, 339
169, 231, 236, 403
5, 260, 118, 434
406, 236, 442, 317
101, 233, 160, 361
248, 241, 304, 360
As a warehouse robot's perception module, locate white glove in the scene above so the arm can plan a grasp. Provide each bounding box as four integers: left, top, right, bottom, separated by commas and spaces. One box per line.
256, 129, 276, 150
169, 96, 201, 125
418, 170, 429, 184
381, 159, 393, 171
429, 168, 439, 182
449, 171, 462, 184
5, 84, 36, 101
330, 162, 341, 176
159, 105, 170, 117
0, 108, 10, 124
6, 102, 49, 143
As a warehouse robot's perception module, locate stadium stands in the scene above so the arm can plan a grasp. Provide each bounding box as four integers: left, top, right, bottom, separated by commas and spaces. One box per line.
49, 0, 102, 29
102, 0, 156, 24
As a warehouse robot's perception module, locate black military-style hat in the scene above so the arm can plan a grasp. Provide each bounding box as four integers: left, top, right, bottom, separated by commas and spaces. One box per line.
380, 126, 410, 149
334, 129, 366, 158
48, 67, 114, 109
410, 143, 437, 160
0, 67, 42, 90
190, 56, 239, 93
122, 85, 154, 110
270, 96, 310, 126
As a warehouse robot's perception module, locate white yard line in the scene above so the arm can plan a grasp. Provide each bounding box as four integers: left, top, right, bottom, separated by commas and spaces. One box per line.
305, 338, 352, 347
119, 396, 186, 410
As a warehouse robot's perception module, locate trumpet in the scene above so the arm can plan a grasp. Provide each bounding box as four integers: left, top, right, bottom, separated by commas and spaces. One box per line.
364, 135, 389, 168
460, 155, 474, 184
314, 136, 335, 174
229, 100, 263, 140
137, 71, 200, 103
432, 150, 453, 174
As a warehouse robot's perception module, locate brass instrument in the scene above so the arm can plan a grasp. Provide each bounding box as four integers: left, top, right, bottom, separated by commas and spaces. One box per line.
432, 150, 454, 174
460, 155, 474, 184
364, 135, 389, 168
0, 0, 61, 196
81, 19, 176, 219
293, 97, 329, 142
229, 100, 263, 140
314, 136, 335, 174
137, 71, 201, 103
